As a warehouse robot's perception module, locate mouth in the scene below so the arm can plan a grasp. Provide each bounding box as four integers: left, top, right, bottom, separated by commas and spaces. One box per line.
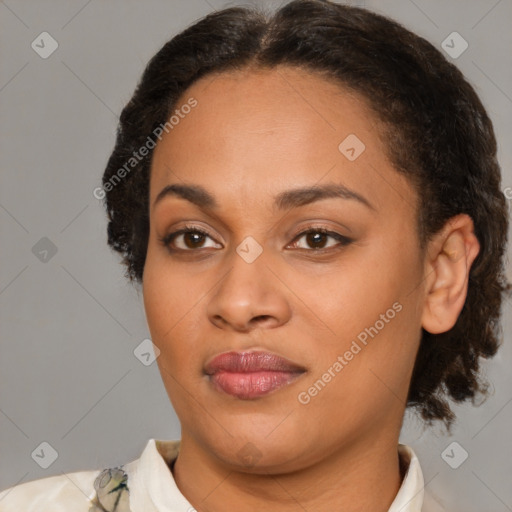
204, 351, 306, 400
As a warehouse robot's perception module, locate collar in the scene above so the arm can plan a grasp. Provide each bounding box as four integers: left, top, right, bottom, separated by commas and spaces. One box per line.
123, 439, 425, 512
389, 444, 425, 512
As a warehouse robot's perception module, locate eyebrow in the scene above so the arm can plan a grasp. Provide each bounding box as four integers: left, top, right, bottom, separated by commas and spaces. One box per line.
153, 183, 376, 212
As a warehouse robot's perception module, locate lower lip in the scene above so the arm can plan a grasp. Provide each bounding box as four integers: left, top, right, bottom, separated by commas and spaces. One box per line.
209, 371, 302, 399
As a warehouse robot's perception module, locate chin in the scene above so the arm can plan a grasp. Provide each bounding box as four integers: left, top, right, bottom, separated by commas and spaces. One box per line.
194, 420, 312, 474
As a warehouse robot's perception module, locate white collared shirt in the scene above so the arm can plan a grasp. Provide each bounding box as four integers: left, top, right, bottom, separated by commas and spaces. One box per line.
0, 440, 444, 511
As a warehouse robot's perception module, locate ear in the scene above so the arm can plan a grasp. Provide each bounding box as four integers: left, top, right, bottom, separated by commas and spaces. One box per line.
421, 214, 481, 335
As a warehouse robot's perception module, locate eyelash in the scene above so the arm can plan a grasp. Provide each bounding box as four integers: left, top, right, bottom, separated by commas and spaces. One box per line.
158, 223, 353, 254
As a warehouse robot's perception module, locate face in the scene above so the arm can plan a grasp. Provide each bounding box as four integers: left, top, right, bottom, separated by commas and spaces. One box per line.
143, 66, 427, 473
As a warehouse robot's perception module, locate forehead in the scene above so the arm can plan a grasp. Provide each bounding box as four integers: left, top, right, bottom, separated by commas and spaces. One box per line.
150, 66, 414, 216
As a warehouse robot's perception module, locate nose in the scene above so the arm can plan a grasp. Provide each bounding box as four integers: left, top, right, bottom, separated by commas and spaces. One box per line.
206, 249, 292, 333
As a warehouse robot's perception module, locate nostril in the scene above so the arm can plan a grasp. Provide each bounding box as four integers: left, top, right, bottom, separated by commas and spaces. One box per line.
252, 315, 273, 325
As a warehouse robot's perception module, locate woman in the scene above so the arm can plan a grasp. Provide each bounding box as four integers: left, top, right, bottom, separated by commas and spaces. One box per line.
0, 1, 509, 510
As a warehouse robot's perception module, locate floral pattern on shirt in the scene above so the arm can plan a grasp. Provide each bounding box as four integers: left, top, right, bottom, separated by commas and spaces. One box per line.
88, 467, 131, 512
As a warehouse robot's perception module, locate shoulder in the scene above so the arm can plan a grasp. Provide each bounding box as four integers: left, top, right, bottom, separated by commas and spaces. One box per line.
0, 468, 99, 511
0, 438, 177, 512
0, 465, 131, 512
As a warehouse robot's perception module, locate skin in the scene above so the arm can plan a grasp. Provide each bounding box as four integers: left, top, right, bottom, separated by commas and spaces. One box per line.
142, 66, 480, 512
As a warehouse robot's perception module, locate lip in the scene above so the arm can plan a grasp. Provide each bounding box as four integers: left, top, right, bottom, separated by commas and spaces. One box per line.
205, 351, 306, 400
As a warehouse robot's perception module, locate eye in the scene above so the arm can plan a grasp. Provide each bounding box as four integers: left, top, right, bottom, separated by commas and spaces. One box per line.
158, 225, 222, 251
158, 225, 352, 253
288, 227, 352, 251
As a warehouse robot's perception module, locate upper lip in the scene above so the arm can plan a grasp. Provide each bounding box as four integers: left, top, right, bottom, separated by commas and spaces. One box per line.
204, 351, 306, 375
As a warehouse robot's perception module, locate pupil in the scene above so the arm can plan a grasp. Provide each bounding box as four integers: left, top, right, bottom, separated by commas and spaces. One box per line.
308, 232, 326, 248
185, 232, 204, 248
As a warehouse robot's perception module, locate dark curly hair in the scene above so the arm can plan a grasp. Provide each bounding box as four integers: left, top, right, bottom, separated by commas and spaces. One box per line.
100, 0, 511, 429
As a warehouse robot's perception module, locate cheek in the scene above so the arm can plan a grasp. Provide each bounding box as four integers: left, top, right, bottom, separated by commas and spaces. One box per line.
143, 243, 193, 319
142, 253, 202, 361
143, 264, 209, 418
296, 232, 423, 394
296, 301, 421, 431
292, 243, 414, 349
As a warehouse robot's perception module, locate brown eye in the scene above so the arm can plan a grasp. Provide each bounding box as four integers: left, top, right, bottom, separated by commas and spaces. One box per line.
305, 232, 329, 249
289, 228, 352, 251
182, 231, 207, 249
159, 227, 222, 251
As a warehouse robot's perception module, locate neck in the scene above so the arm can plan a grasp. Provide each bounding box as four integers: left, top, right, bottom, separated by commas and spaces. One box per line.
172, 429, 404, 512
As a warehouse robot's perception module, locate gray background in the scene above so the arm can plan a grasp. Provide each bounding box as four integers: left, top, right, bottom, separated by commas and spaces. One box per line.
1, 0, 511, 510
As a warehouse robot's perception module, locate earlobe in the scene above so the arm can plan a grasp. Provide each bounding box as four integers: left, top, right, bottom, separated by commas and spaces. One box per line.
421, 214, 480, 335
